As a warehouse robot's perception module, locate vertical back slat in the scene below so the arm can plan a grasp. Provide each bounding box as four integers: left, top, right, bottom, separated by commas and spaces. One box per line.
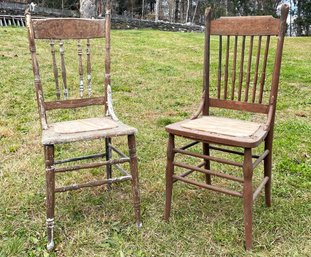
238, 36, 246, 101
217, 35, 222, 99
224, 35, 230, 99
244, 36, 254, 102
252, 36, 262, 103
59, 40, 68, 99
258, 36, 270, 103
86, 39, 92, 97
77, 40, 84, 98
49, 40, 60, 99
231, 36, 238, 100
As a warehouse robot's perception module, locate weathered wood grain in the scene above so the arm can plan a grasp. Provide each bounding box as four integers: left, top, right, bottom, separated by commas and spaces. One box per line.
211, 16, 280, 36
32, 18, 105, 39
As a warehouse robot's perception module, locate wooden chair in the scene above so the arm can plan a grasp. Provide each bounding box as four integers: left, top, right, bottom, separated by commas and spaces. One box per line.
164, 5, 289, 250
26, 1, 141, 251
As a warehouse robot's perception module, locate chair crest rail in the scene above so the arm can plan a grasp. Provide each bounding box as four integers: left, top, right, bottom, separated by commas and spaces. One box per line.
32, 18, 105, 39
211, 16, 280, 36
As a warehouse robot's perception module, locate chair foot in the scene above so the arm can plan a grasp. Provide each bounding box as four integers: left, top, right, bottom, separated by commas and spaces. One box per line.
244, 241, 252, 251
46, 218, 55, 251
265, 184, 272, 207
136, 222, 143, 228
47, 240, 54, 251
264, 176, 272, 207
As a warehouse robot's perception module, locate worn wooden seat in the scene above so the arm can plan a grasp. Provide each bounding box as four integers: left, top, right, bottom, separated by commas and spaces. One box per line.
167, 116, 267, 147
26, 0, 141, 251
164, 5, 289, 250
43, 117, 136, 144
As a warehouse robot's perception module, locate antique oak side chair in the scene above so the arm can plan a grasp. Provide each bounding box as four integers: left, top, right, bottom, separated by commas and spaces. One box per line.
26, 2, 141, 250
164, 5, 289, 250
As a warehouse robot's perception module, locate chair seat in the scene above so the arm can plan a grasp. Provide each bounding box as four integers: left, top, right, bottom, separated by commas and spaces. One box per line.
166, 116, 268, 148
42, 117, 137, 145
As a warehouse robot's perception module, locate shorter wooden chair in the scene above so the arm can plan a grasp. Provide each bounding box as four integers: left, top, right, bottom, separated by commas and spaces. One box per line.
26, 1, 141, 250
164, 5, 289, 250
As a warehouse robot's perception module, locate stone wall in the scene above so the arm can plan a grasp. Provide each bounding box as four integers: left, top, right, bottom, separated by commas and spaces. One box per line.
112, 16, 204, 33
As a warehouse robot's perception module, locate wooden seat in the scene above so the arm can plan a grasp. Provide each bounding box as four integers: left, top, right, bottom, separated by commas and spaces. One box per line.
164, 5, 289, 250
42, 117, 136, 144
167, 116, 267, 147
26, 0, 141, 251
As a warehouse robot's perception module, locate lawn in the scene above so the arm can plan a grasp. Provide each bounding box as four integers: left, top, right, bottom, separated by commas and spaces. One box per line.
0, 27, 310, 256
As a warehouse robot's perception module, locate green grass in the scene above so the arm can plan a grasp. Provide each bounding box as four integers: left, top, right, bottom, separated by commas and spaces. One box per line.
0, 27, 310, 256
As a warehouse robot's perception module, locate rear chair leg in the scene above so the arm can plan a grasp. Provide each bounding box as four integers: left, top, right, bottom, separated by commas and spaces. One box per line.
105, 138, 112, 190
264, 133, 273, 207
44, 145, 55, 251
243, 148, 254, 250
203, 142, 211, 185
128, 134, 142, 227
164, 134, 175, 221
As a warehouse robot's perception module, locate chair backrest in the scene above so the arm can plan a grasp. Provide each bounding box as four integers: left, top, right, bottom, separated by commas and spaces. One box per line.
26, 2, 112, 130
202, 5, 289, 125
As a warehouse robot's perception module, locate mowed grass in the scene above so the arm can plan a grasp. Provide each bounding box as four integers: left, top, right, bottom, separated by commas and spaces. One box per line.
0, 27, 310, 257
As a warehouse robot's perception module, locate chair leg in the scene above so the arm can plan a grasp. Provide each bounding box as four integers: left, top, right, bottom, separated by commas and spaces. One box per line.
243, 148, 253, 250
164, 133, 175, 221
44, 145, 55, 251
105, 137, 112, 189
203, 142, 211, 185
264, 132, 273, 207
128, 134, 142, 227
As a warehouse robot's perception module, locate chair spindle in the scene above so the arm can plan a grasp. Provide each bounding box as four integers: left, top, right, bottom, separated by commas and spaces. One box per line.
231, 36, 238, 100
77, 40, 84, 98
245, 36, 254, 102
238, 36, 246, 101
59, 40, 68, 99
223, 35, 230, 99
258, 36, 270, 104
50, 40, 60, 99
217, 35, 222, 99
86, 39, 92, 97
252, 36, 262, 103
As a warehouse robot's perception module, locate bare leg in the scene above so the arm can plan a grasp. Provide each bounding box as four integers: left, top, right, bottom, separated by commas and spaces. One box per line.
264, 131, 273, 207
243, 148, 253, 250
164, 134, 175, 221
128, 134, 141, 227
44, 145, 55, 251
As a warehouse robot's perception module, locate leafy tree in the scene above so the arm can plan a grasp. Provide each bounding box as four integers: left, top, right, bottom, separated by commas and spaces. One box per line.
294, 0, 311, 36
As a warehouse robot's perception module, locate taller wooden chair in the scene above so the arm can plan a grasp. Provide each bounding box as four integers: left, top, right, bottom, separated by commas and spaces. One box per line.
164, 5, 289, 250
26, 1, 141, 250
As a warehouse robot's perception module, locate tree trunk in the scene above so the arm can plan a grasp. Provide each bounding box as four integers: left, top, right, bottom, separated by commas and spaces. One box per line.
155, 0, 160, 22
175, 0, 179, 22
297, 0, 302, 36
192, 0, 199, 23
80, 0, 96, 18
185, 0, 190, 23
180, 0, 185, 22
142, 0, 145, 19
